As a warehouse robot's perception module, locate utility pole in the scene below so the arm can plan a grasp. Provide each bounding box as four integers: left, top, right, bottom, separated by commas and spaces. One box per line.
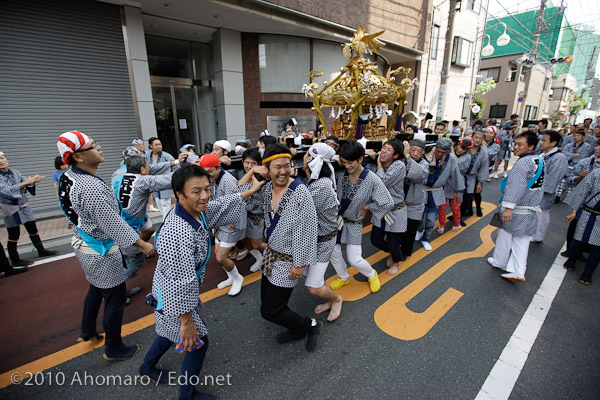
518, 0, 546, 124
437, 0, 458, 122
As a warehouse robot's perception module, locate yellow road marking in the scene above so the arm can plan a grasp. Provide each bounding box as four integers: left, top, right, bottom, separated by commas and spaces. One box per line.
324, 201, 496, 301
0, 200, 499, 389
374, 225, 496, 340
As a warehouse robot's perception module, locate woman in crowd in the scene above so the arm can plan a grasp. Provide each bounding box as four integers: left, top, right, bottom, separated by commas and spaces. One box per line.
0, 151, 58, 267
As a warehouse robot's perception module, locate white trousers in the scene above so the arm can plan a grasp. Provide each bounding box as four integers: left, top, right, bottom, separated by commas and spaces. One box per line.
492, 229, 531, 278
155, 197, 173, 220
330, 244, 376, 281
532, 208, 550, 242
304, 261, 329, 288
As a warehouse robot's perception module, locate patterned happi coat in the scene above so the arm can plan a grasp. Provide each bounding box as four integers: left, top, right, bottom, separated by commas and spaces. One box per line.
371, 160, 407, 233
212, 169, 246, 243
335, 169, 393, 245
307, 177, 339, 263
568, 155, 600, 184
563, 141, 593, 166
153, 194, 245, 342
260, 178, 318, 288
59, 167, 140, 288
145, 151, 176, 199
485, 141, 500, 168
404, 158, 429, 220
539, 149, 568, 209
499, 154, 545, 236
444, 152, 470, 199
462, 146, 489, 194
565, 168, 600, 246
427, 153, 464, 206
0, 168, 35, 224
237, 180, 265, 240
111, 163, 174, 224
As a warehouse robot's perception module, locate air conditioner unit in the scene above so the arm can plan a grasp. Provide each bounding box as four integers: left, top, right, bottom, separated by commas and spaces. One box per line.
419, 104, 429, 114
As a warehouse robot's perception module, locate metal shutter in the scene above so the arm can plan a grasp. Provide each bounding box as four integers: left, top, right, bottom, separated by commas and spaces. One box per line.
0, 0, 138, 219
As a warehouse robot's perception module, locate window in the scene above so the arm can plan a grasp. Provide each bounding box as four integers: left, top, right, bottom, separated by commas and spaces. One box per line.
506, 67, 517, 82
313, 40, 349, 89
462, 97, 470, 119
465, 0, 481, 14
431, 25, 440, 60
452, 37, 473, 68
544, 78, 550, 91
524, 105, 538, 120
258, 35, 385, 94
259, 35, 310, 93
478, 67, 501, 83
489, 104, 507, 119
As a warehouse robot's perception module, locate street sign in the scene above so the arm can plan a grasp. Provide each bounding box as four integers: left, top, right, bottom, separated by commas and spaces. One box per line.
518, 97, 524, 102
519, 91, 526, 97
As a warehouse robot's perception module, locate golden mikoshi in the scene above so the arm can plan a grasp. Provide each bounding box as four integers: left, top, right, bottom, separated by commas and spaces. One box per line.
301, 25, 417, 140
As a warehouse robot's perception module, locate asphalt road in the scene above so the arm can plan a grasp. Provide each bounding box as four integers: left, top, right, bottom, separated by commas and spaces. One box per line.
1, 180, 598, 400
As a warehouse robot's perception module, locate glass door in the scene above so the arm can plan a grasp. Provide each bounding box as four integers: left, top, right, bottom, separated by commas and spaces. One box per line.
151, 76, 198, 157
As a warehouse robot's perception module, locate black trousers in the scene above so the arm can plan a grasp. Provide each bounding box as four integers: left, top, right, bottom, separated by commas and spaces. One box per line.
81, 282, 126, 352
461, 194, 474, 216
260, 275, 311, 332
565, 218, 577, 252
566, 240, 600, 281
0, 242, 11, 271
401, 218, 421, 257
474, 192, 482, 212
370, 225, 404, 262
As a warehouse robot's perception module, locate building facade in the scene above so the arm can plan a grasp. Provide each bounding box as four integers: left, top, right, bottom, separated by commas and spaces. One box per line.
478, 53, 553, 122
409, 0, 489, 126
1, 0, 432, 217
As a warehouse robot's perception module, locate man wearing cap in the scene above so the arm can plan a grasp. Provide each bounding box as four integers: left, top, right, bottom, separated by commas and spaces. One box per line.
56, 131, 155, 360
531, 130, 568, 243
199, 153, 247, 296
329, 141, 393, 293
400, 139, 429, 258
417, 137, 463, 251
240, 144, 323, 351
487, 131, 545, 282
212, 140, 232, 167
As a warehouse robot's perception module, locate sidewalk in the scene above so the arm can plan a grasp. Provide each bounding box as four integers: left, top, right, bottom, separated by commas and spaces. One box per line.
0, 210, 164, 254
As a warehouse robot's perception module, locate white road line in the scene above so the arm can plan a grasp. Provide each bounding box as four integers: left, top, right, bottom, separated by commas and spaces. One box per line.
475, 244, 568, 400
30, 252, 75, 267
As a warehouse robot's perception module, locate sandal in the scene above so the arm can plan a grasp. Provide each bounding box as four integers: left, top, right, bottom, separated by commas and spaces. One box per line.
437, 227, 445, 234
579, 274, 592, 285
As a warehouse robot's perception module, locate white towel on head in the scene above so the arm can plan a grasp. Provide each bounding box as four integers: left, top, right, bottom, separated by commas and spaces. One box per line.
308, 143, 337, 188
213, 140, 232, 153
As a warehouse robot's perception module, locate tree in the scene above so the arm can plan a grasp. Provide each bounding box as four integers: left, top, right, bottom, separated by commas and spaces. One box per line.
569, 94, 588, 119
471, 78, 496, 120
